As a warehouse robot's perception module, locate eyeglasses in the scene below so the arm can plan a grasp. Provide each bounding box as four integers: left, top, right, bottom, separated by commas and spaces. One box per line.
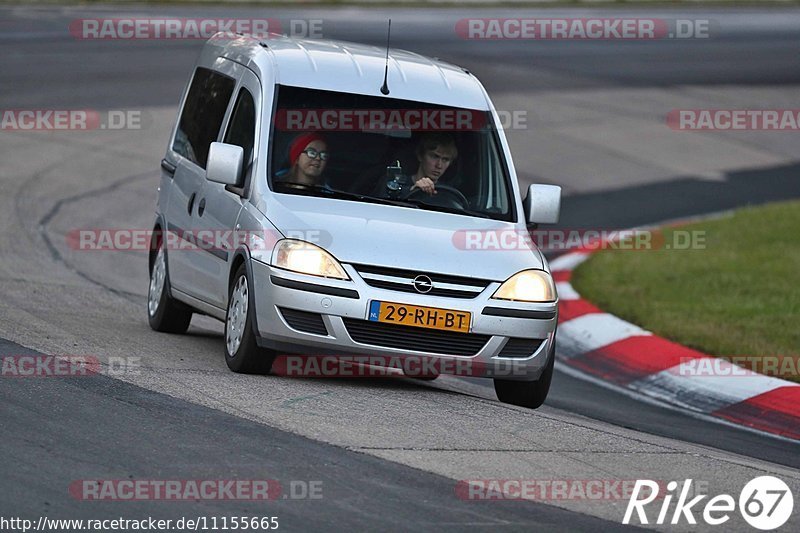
302, 148, 329, 161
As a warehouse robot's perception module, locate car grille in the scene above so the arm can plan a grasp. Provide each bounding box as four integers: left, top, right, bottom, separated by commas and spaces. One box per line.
497, 338, 546, 358
342, 318, 490, 356
279, 308, 328, 336
350, 263, 491, 299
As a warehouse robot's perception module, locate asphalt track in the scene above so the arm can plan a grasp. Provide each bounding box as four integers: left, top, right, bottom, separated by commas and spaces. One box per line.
1, 4, 800, 531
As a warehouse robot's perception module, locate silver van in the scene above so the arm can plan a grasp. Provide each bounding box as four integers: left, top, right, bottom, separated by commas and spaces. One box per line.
148, 33, 562, 408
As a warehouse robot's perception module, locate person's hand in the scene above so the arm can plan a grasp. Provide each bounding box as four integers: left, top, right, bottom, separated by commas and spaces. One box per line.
413, 176, 437, 195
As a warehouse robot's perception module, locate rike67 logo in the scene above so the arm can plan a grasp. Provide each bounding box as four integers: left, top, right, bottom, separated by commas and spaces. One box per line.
624, 476, 794, 530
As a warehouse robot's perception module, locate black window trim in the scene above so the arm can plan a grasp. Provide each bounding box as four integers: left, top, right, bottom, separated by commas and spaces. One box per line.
221, 85, 258, 199
265, 83, 518, 223
487, 126, 518, 224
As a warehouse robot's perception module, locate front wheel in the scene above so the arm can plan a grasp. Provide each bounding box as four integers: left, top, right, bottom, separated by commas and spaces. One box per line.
224, 264, 275, 374
493, 341, 555, 409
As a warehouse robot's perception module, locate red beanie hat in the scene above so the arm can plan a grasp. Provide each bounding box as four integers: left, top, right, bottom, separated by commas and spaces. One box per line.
289, 133, 327, 165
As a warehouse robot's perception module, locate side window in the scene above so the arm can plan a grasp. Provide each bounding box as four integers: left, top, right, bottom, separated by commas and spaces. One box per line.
223, 88, 256, 185
172, 67, 235, 169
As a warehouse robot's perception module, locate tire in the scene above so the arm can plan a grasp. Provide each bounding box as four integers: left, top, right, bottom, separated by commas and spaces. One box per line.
224, 264, 276, 374
147, 237, 192, 334
493, 340, 555, 409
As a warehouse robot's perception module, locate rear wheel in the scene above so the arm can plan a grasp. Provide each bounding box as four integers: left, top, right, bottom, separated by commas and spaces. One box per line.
225, 264, 275, 374
493, 340, 555, 409
147, 240, 192, 334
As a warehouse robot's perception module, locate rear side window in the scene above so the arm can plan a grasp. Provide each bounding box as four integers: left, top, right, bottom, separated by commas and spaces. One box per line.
172, 67, 235, 169
223, 88, 256, 184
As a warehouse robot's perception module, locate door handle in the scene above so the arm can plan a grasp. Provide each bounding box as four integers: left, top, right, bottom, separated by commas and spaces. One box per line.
187, 192, 196, 215
161, 158, 176, 176
198, 197, 206, 217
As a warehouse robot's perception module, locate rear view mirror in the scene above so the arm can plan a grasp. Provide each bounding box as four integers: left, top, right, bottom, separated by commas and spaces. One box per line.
206, 142, 243, 186
524, 184, 561, 225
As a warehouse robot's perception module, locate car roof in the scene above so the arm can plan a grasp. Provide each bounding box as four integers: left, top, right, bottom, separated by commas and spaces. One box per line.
206, 33, 491, 110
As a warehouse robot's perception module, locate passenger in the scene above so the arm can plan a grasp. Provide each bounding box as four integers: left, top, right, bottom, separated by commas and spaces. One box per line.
379, 133, 458, 199
276, 133, 329, 188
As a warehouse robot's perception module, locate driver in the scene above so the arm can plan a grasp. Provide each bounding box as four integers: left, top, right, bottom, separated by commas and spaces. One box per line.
377, 133, 458, 199
409, 133, 458, 196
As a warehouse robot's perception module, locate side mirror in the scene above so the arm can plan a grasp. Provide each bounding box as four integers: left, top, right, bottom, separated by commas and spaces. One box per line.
524, 184, 561, 225
206, 142, 243, 186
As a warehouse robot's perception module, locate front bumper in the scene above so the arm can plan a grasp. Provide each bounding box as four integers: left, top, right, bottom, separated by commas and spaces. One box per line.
250, 259, 557, 381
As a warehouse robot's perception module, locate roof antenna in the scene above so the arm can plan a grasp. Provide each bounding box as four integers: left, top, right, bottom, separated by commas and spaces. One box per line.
380, 19, 392, 95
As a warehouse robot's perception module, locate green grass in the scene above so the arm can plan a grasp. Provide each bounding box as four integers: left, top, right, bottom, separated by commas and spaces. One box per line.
571, 200, 800, 380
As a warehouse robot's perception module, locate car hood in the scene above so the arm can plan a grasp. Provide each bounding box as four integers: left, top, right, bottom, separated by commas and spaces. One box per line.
264, 194, 543, 282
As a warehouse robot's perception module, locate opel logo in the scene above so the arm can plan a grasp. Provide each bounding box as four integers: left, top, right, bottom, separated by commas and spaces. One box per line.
412, 275, 433, 294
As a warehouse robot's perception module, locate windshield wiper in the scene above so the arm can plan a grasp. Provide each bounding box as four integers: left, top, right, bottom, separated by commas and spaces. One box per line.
276, 182, 418, 208
404, 200, 491, 219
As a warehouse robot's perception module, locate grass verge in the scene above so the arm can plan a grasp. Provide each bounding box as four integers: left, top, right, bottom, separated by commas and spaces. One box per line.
571, 200, 800, 382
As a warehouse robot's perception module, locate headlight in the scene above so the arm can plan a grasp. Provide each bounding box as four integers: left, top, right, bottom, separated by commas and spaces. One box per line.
271, 239, 349, 280
492, 270, 556, 302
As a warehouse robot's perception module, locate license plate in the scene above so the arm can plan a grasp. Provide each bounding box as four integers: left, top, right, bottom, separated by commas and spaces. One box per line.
368, 301, 471, 333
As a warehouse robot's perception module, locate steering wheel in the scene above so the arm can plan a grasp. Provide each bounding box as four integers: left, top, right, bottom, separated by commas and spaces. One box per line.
406, 184, 470, 210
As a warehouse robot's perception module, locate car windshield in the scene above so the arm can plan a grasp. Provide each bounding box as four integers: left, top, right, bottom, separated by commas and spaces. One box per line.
269, 85, 515, 222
